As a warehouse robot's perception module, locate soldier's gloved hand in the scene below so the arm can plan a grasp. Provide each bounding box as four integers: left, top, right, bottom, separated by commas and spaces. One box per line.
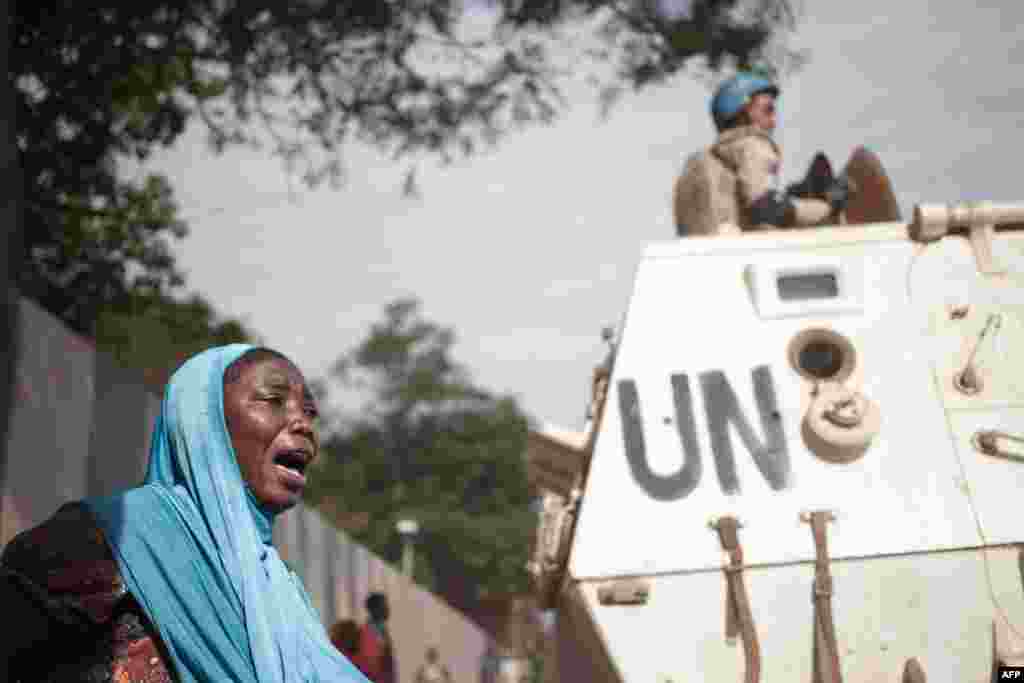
749, 190, 795, 227
785, 178, 815, 199
824, 175, 856, 212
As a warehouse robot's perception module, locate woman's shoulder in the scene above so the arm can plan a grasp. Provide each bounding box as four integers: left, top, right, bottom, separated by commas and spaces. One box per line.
1, 502, 127, 624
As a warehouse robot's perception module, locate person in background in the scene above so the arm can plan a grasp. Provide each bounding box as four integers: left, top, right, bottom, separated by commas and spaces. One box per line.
353, 592, 397, 683
331, 618, 362, 661
415, 646, 453, 683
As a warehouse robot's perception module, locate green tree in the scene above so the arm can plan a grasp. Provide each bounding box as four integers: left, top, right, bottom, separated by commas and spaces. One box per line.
306, 298, 535, 602
16, 158, 255, 387
20, 172, 190, 336
12, 0, 801, 336
94, 289, 255, 390
49, 168, 256, 387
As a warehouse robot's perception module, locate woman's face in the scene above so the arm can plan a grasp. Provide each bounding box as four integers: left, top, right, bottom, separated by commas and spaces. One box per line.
223, 355, 320, 512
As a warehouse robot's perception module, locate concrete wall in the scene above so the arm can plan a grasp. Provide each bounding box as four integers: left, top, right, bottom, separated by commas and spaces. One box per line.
1, 296, 490, 683
1, 298, 130, 541
276, 509, 491, 683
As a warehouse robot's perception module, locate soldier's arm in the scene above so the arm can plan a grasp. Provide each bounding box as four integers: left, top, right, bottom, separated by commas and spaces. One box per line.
732, 138, 778, 211
789, 197, 834, 227
732, 137, 838, 229
789, 173, 854, 227
741, 155, 837, 228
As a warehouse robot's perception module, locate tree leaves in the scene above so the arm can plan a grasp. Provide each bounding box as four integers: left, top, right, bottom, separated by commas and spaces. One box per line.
307, 298, 536, 597
11, 0, 800, 357
94, 289, 254, 390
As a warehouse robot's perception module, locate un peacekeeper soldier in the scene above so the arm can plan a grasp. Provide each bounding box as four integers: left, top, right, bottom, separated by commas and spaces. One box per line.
673, 72, 851, 236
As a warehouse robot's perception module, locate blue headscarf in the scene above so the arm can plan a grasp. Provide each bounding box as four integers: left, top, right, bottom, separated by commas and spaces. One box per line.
84, 345, 370, 683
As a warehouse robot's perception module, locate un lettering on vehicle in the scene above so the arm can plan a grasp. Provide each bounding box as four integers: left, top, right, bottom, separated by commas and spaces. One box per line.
617, 365, 792, 501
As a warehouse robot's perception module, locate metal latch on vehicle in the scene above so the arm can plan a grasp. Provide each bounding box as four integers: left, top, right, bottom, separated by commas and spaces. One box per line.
954, 313, 1002, 395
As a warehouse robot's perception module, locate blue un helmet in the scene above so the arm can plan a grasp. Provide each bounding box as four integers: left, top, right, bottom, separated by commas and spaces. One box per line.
710, 72, 780, 132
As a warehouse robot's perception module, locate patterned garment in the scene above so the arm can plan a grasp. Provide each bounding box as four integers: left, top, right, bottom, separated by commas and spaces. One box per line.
1, 503, 177, 683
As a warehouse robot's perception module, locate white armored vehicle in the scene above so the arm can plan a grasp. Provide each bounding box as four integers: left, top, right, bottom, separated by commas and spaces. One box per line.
528, 203, 1024, 682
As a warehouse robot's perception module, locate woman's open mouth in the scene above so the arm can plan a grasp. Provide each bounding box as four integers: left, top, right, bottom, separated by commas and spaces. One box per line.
273, 449, 311, 488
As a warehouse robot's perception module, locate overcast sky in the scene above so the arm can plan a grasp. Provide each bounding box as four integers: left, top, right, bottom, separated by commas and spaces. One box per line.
142, 1, 1024, 432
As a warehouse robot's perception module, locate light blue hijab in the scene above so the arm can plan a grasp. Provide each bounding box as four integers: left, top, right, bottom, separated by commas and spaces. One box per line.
85, 345, 370, 683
